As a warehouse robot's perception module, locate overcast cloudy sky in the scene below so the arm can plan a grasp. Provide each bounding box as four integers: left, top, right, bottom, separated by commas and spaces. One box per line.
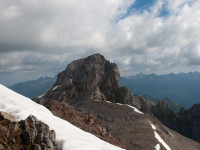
1, 0, 200, 86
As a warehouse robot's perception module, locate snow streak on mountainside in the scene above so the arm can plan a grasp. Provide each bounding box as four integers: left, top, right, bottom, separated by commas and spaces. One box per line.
0, 84, 124, 150
150, 122, 171, 150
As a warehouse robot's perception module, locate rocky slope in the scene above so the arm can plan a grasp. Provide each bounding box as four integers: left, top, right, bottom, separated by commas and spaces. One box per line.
0, 111, 60, 150
75, 100, 200, 150
34, 53, 200, 150
44, 99, 123, 148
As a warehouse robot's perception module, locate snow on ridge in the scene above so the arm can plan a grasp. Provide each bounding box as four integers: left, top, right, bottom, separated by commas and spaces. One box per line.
38, 94, 45, 98
0, 84, 124, 150
97, 101, 143, 115
155, 144, 160, 150
116, 103, 143, 114
154, 132, 171, 150
125, 104, 144, 114
150, 122, 171, 150
52, 85, 59, 90
150, 123, 156, 130
116, 103, 123, 105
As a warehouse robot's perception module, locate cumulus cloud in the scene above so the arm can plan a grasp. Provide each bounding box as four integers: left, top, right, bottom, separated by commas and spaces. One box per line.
1, 0, 200, 85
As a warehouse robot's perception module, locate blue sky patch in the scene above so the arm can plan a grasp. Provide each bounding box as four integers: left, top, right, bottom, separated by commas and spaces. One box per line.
119, 0, 169, 21
119, 0, 156, 21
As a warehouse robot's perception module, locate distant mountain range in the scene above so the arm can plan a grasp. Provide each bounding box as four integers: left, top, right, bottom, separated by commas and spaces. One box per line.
9, 76, 56, 98
121, 72, 200, 108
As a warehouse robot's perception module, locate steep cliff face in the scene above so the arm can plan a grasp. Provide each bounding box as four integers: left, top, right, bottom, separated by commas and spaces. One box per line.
178, 104, 200, 142
35, 53, 150, 110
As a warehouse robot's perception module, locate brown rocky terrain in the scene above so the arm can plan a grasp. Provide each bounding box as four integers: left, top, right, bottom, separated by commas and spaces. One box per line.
0, 111, 60, 150
44, 99, 124, 148
34, 53, 200, 150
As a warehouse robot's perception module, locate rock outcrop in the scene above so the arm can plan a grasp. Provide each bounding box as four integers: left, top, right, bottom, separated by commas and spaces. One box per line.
0, 111, 60, 150
178, 104, 200, 142
152, 101, 200, 143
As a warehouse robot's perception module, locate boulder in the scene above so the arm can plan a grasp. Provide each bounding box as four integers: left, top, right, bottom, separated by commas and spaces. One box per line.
0, 111, 61, 150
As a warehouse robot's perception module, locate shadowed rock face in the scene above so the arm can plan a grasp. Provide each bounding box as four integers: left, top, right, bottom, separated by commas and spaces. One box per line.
152, 102, 200, 143
178, 104, 200, 142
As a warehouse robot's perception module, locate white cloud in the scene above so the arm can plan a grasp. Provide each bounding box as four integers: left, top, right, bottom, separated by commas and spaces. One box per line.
1, 0, 200, 85
0, 5, 22, 20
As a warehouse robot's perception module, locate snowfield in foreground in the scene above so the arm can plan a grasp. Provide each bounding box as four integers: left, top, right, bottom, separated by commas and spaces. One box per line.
0, 84, 124, 150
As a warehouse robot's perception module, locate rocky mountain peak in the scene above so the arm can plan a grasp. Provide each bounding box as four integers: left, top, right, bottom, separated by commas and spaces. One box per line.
36, 53, 143, 106
55, 53, 120, 91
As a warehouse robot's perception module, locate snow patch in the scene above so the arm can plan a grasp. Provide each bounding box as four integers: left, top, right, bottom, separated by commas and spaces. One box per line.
52, 85, 59, 90
38, 94, 45, 98
116, 103, 144, 114
116, 103, 123, 105
154, 132, 171, 150
125, 104, 144, 114
150, 123, 156, 130
150, 121, 171, 150
155, 144, 160, 150
106, 101, 112, 103
0, 84, 124, 150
